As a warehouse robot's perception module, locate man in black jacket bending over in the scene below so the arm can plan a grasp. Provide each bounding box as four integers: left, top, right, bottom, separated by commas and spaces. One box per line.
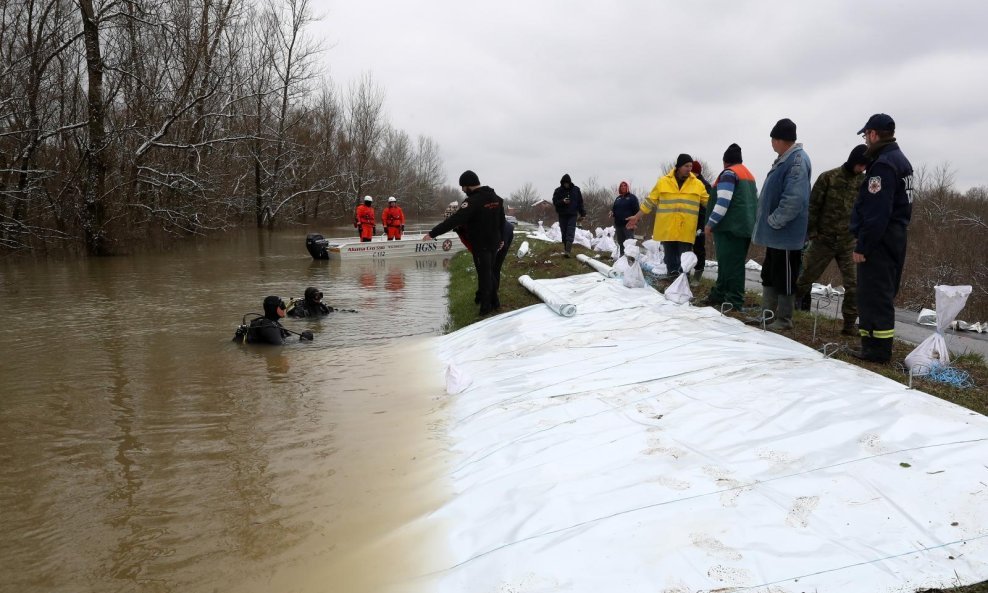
424, 170, 506, 315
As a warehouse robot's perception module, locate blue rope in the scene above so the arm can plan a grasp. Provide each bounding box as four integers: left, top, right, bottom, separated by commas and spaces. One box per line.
926, 362, 975, 389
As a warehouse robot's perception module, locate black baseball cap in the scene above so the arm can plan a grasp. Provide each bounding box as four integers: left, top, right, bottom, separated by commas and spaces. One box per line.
857, 113, 895, 134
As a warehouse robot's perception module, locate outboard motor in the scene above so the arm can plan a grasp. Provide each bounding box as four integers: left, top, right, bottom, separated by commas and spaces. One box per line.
306, 233, 330, 259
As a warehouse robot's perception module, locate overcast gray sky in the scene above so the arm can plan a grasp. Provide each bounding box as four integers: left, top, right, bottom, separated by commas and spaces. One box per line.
312, 0, 988, 201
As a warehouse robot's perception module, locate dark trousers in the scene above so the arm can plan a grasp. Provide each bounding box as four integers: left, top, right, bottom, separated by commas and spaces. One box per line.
709, 232, 750, 308
474, 248, 496, 313
760, 247, 801, 294
857, 224, 906, 341
492, 242, 512, 308
692, 205, 706, 270
614, 225, 634, 256
662, 241, 694, 275
559, 214, 577, 250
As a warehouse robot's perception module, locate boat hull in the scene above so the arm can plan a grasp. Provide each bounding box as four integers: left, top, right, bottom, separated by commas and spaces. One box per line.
325, 234, 465, 260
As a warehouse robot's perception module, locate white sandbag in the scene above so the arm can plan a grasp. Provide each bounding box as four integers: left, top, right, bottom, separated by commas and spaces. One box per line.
952, 320, 987, 333
622, 259, 645, 288
516, 240, 530, 258
576, 253, 618, 278
574, 228, 594, 249
518, 274, 577, 317
444, 363, 472, 395
663, 253, 697, 304
905, 285, 972, 374
745, 259, 762, 271
612, 255, 630, 276
679, 251, 698, 274
811, 283, 845, 297
639, 240, 662, 269
917, 308, 937, 326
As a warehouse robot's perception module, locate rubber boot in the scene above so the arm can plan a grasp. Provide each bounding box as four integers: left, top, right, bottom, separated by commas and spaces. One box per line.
851, 336, 891, 363
747, 286, 778, 325
841, 316, 857, 336
690, 269, 703, 287
871, 337, 893, 363
794, 290, 811, 311
767, 294, 794, 330
563, 241, 572, 258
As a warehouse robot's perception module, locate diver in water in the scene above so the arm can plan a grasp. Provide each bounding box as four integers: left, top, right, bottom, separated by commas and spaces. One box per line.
233, 296, 313, 345
287, 287, 333, 318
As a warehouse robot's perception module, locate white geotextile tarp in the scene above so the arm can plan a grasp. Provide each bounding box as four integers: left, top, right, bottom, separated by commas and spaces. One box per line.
432, 273, 988, 593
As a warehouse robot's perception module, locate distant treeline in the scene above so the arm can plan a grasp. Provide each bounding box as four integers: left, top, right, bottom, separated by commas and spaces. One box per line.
1, 0, 457, 255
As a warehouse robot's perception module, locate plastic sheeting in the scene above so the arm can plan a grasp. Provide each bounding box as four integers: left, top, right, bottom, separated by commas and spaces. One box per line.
433, 273, 988, 593
517, 274, 577, 317
576, 253, 618, 278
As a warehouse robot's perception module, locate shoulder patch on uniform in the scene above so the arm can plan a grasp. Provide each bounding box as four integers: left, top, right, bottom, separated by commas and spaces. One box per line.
460, 201, 469, 208
867, 176, 882, 194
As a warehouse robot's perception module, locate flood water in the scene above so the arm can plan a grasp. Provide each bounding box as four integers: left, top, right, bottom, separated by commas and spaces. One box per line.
0, 229, 456, 593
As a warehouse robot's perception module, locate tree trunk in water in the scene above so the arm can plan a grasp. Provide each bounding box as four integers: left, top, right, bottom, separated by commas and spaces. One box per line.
79, 0, 108, 255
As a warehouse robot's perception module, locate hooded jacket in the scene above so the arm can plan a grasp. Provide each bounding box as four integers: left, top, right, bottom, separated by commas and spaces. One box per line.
611, 182, 640, 228
640, 170, 709, 243
552, 174, 586, 216
429, 186, 506, 251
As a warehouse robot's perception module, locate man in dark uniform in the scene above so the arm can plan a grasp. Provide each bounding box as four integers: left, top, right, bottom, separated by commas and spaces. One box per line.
850, 114, 914, 362
423, 170, 506, 315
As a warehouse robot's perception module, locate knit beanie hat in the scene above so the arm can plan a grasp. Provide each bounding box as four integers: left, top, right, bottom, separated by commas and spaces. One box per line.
770, 118, 797, 141
458, 170, 480, 187
723, 143, 743, 165
846, 144, 869, 167
675, 153, 693, 168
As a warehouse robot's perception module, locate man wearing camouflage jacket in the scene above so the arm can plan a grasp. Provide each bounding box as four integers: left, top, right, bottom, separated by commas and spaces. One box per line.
795, 144, 869, 335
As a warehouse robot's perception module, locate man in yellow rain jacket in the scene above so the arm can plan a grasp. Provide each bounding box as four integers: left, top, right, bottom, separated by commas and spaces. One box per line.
626, 153, 709, 276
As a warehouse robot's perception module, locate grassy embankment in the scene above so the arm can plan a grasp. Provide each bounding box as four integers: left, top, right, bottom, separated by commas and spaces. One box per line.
444, 238, 987, 593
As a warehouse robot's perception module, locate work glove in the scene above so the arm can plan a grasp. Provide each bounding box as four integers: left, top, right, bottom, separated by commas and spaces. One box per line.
401, 225, 405, 232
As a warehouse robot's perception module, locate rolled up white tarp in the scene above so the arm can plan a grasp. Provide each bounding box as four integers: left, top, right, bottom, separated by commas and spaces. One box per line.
518, 274, 577, 317
576, 253, 618, 278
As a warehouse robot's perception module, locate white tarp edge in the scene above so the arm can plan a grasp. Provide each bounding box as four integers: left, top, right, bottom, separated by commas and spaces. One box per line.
432, 272, 988, 593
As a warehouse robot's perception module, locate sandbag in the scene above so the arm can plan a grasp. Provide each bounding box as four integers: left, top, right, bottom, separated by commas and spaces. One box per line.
905, 285, 972, 374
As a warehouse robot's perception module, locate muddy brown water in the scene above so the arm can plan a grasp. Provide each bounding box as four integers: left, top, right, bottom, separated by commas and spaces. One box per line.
0, 229, 456, 593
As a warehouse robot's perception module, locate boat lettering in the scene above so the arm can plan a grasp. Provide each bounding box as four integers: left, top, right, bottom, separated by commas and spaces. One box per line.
415, 242, 438, 253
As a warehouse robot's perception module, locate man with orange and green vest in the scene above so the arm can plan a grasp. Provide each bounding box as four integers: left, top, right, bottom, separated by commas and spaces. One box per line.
625, 153, 709, 276
700, 143, 758, 310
